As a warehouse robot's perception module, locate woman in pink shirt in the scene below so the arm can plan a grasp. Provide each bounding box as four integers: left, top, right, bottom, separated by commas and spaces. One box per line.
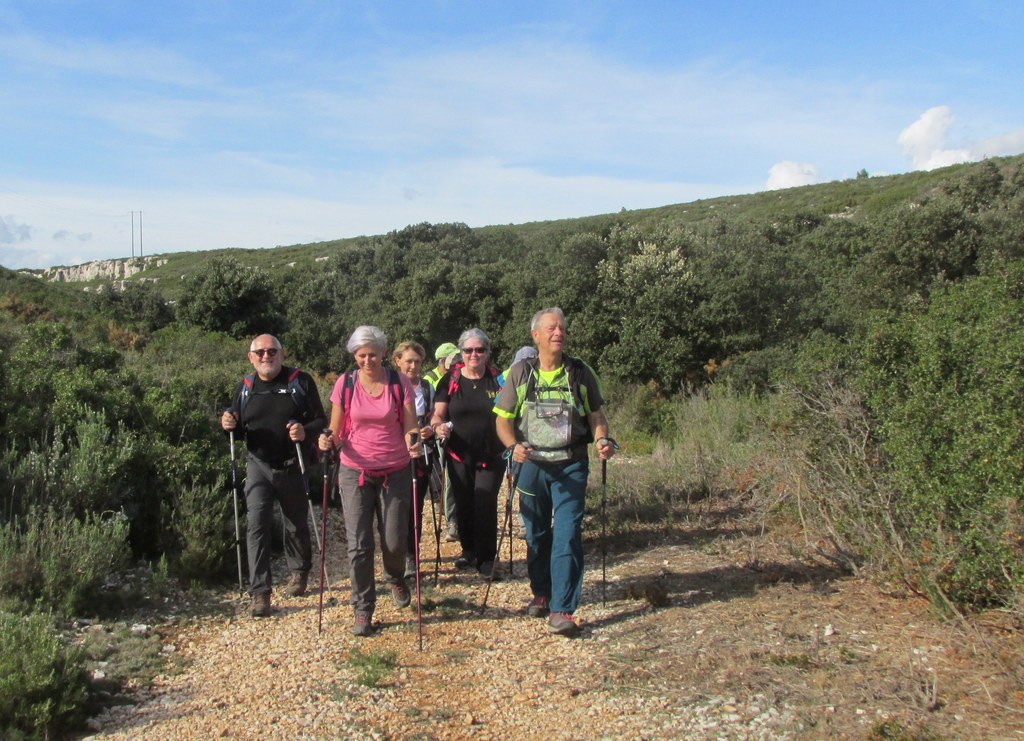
319, 326, 420, 636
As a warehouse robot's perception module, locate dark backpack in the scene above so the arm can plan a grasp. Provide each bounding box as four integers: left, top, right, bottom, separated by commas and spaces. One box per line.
238, 366, 308, 421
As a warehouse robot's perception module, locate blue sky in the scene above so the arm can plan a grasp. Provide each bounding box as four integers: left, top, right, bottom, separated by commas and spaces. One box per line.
1, 1, 1022, 270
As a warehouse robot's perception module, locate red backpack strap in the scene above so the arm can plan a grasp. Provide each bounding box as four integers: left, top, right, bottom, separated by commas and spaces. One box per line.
387, 368, 405, 425
446, 364, 464, 397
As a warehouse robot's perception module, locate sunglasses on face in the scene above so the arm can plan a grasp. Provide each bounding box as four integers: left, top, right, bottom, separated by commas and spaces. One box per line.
251, 348, 279, 358
461, 347, 487, 355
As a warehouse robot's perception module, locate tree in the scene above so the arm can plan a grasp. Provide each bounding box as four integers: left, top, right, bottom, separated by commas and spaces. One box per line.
176, 257, 282, 338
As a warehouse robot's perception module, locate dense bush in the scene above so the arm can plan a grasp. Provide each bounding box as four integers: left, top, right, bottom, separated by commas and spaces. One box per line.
172, 483, 235, 581
0, 611, 89, 738
860, 263, 1024, 605
0, 507, 130, 616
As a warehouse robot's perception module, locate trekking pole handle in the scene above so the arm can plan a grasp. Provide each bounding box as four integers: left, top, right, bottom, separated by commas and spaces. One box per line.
289, 420, 308, 475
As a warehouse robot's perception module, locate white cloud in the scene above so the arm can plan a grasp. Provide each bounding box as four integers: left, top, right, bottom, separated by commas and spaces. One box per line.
0, 33, 217, 88
970, 128, 1024, 160
895, 105, 1024, 171
764, 161, 818, 190
0, 215, 33, 244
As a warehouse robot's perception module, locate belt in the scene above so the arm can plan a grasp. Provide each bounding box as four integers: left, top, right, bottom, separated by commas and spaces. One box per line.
252, 455, 299, 471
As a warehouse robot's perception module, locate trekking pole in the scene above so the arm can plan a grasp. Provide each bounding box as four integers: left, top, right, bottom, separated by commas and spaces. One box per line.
432, 434, 449, 586
318, 428, 333, 635
409, 431, 424, 651
292, 422, 331, 592
505, 460, 516, 577
600, 438, 620, 607
226, 411, 245, 596
480, 450, 520, 614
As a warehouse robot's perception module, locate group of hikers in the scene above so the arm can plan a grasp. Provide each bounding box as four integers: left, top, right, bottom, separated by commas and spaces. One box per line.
220, 307, 617, 638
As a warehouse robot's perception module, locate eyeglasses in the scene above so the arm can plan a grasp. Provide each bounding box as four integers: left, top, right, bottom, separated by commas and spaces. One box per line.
251, 348, 279, 358
461, 347, 487, 355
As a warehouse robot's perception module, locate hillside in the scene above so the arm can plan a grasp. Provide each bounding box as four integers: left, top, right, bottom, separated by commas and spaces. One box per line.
20, 157, 1009, 295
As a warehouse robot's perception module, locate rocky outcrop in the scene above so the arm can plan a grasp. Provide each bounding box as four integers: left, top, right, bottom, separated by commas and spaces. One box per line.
40, 256, 168, 284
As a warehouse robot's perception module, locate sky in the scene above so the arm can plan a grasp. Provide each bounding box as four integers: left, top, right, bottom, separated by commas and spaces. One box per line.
1, 1, 1023, 271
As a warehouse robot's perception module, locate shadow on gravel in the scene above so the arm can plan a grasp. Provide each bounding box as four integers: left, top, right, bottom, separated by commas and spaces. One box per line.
605, 561, 846, 613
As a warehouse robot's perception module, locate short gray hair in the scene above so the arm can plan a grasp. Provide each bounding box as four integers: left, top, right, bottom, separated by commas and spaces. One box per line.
530, 307, 566, 331
458, 327, 491, 352
250, 334, 282, 351
346, 325, 388, 355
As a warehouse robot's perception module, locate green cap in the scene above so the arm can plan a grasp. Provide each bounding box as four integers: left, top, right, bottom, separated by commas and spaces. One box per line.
434, 342, 458, 360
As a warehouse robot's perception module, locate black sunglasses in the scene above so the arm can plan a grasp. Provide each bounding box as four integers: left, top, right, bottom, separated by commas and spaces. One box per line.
251, 348, 280, 358
461, 347, 487, 354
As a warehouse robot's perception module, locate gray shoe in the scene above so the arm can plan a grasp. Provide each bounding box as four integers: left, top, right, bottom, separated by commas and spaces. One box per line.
478, 561, 500, 580
527, 595, 549, 618
250, 591, 271, 618
352, 612, 373, 637
391, 580, 411, 608
284, 571, 308, 597
404, 555, 418, 579
454, 551, 475, 570
546, 611, 580, 637
445, 522, 459, 542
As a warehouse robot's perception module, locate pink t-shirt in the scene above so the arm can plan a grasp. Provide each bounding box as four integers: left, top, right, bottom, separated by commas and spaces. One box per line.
330, 372, 413, 473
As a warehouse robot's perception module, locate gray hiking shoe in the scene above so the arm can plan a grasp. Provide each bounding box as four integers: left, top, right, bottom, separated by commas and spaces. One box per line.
404, 555, 418, 579
527, 595, 549, 618
250, 591, 271, 618
391, 580, 411, 608
352, 612, 373, 637
445, 522, 459, 542
284, 571, 308, 597
546, 612, 579, 637
478, 560, 500, 580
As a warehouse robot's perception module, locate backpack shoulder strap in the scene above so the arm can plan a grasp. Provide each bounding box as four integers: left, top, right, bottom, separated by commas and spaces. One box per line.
286, 367, 308, 416
446, 364, 464, 397
238, 372, 257, 418
388, 368, 406, 423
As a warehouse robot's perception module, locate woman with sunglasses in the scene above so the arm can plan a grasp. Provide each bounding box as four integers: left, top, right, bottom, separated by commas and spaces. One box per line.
430, 328, 505, 578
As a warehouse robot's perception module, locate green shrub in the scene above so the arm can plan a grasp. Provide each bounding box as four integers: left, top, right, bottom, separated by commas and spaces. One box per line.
860, 263, 1024, 606
600, 385, 779, 526
0, 508, 131, 616
172, 483, 234, 581
0, 610, 89, 738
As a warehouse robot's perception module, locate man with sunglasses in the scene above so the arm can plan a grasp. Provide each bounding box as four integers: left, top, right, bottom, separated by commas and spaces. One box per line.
494, 308, 616, 636
221, 334, 327, 618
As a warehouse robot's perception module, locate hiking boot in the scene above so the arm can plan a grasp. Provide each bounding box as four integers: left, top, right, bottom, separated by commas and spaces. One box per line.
352, 612, 373, 637
445, 522, 459, 542
527, 595, 549, 618
454, 552, 475, 570
404, 555, 418, 579
284, 571, 308, 597
391, 580, 411, 608
250, 591, 271, 618
546, 612, 579, 637
478, 560, 500, 580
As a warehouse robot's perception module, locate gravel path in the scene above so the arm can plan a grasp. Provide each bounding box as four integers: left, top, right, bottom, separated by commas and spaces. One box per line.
84, 493, 1024, 739
86, 504, 697, 740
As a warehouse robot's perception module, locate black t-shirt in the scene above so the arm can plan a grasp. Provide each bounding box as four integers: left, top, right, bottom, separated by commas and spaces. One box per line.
232, 367, 326, 467
435, 370, 504, 467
